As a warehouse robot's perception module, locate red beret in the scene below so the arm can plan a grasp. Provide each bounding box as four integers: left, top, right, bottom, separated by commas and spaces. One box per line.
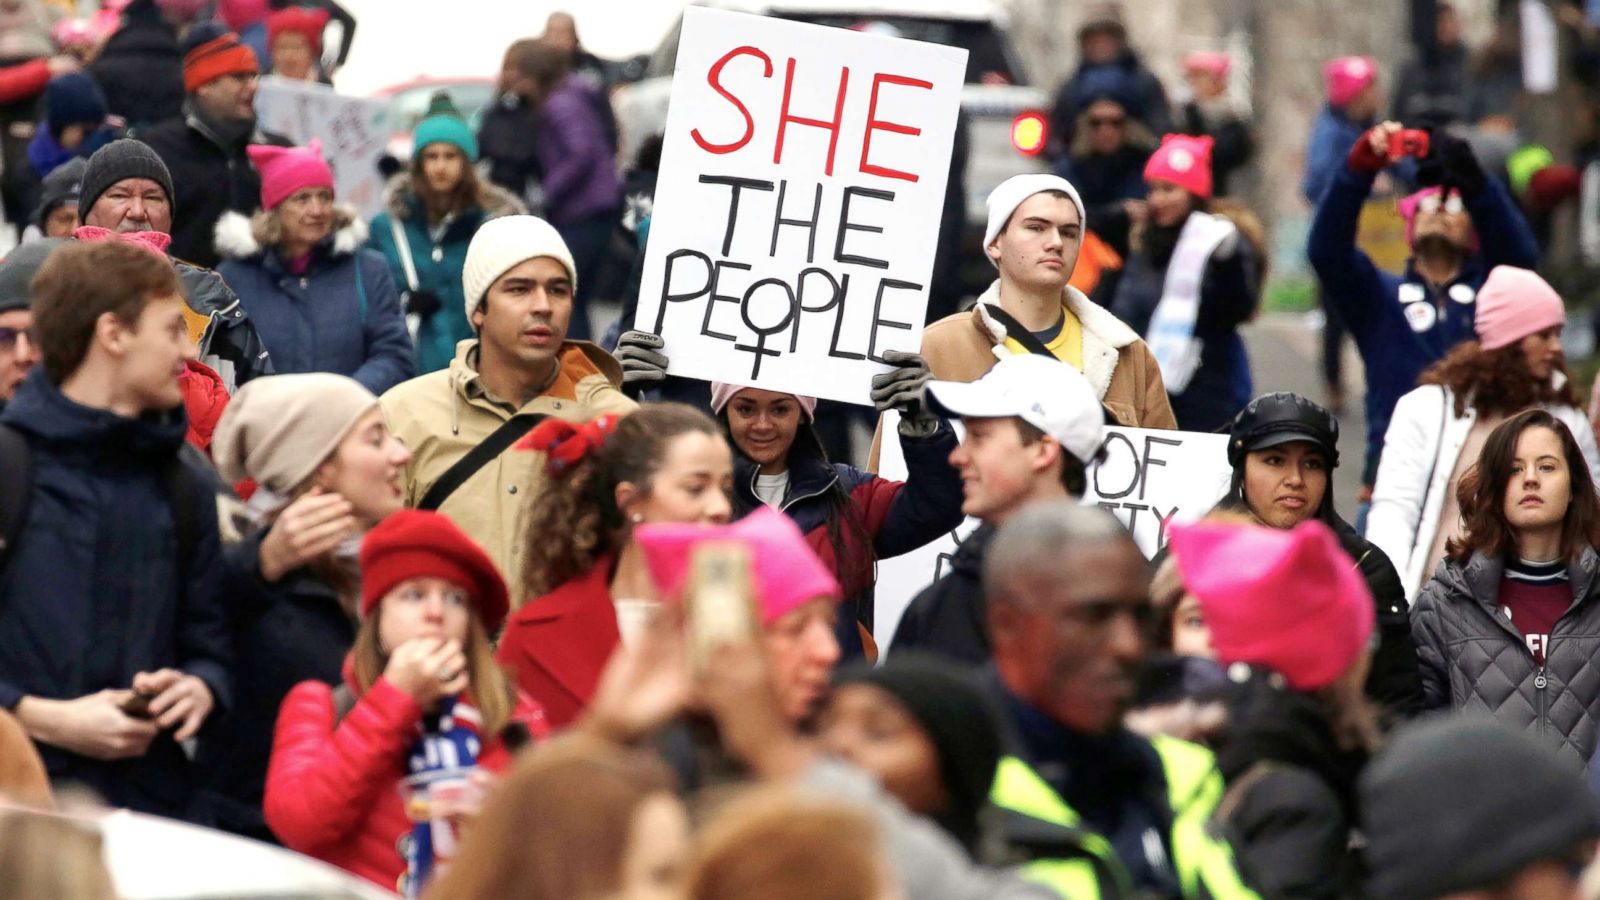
359, 510, 509, 633
267, 6, 330, 56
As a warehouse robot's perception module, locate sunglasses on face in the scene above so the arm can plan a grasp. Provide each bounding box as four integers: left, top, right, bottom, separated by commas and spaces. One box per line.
1089, 115, 1127, 129
1418, 193, 1464, 215
0, 326, 35, 350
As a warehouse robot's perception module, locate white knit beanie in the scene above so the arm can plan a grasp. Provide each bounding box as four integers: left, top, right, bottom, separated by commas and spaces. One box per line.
461, 215, 578, 326
982, 174, 1087, 269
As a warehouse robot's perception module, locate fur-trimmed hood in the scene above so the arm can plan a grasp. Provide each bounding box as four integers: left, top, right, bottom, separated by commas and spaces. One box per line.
213, 206, 369, 262
381, 172, 525, 222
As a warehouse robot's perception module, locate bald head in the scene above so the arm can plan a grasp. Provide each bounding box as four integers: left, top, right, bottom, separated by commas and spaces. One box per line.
544, 11, 578, 55
983, 501, 1150, 734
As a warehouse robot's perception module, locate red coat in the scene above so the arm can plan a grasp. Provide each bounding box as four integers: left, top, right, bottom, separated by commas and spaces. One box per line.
179, 359, 229, 454
0, 59, 48, 106
496, 558, 621, 730
263, 674, 548, 893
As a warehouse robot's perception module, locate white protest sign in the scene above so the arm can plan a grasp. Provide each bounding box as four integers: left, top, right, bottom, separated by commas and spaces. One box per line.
636, 8, 966, 405
872, 418, 1233, 647
253, 76, 392, 219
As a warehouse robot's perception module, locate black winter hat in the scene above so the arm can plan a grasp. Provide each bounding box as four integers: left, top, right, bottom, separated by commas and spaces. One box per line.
833, 655, 1003, 850
1227, 391, 1339, 469
79, 139, 175, 220
0, 239, 71, 315
1362, 715, 1600, 900
33, 157, 86, 230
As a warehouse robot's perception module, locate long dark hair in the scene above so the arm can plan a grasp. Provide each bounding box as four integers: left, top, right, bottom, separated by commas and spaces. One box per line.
521, 404, 723, 599
1447, 409, 1600, 563
1418, 339, 1578, 417
1223, 446, 1340, 528
410, 150, 497, 225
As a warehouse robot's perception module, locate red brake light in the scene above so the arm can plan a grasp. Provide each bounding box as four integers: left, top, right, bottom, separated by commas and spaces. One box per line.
1012, 112, 1047, 156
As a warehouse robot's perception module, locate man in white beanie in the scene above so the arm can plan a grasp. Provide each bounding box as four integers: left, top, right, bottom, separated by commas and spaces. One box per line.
873, 174, 1173, 466
379, 215, 635, 587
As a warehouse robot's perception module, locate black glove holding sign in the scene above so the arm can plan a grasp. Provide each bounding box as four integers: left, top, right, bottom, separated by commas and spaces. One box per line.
871, 350, 939, 439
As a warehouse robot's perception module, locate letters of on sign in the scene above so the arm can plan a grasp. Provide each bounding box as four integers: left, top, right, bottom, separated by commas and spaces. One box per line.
636, 7, 966, 404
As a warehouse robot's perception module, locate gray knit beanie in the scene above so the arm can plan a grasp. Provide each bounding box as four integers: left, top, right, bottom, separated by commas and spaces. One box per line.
79, 139, 176, 220
0, 239, 70, 315
212, 373, 379, 494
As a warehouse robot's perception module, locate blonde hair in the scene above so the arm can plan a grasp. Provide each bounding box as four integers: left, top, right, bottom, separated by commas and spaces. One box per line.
684, 787, 891, 900
424, 735, 678, 900
350, 608, 514, 737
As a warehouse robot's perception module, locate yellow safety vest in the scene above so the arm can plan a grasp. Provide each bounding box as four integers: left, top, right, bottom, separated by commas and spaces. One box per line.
991, 734, 1261, 900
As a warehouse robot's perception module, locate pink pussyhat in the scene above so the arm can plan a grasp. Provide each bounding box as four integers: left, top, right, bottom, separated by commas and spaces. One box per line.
247, 139, 335, 211
634, 507, 841, 626
1168, 519, 1374, 692
1398, 186, 1480, 254
1474, 265, 1566, 351
1182, 51, 1231, 80
1323, 55, 1376, 108
709, 381, 817, 423
1144, 134, 1214, 199
218, 0, 269, 31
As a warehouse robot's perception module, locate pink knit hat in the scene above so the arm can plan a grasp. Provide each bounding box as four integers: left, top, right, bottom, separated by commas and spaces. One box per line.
635, 507, 841, 626
1398, 186, 1480, 253
248, 140, 335, 211
218, 0, 269, 31
709, 382, 817, 423
1182, 51, 1231, 80
1323, 56, 1376, 108
1474, 265, 1566, 351
1169, 519, 1374, 692
1144, 134, 1214, 199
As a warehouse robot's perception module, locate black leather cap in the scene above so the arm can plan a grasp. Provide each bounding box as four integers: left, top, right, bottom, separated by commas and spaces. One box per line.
1227, 392, 1339, 469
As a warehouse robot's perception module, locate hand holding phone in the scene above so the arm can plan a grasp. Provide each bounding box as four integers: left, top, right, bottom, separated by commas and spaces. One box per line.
685, 542, 758, 674
120, 690, 157, 720
1388, 128, 1431, 160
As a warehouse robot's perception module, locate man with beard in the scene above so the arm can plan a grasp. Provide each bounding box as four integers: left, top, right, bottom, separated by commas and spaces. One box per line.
1309, 120, 1538, 510
1111, 133, 1260, 433
983, 502, 1253, 899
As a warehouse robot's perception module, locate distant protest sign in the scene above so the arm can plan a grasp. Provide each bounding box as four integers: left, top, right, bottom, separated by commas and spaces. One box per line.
636, 7, 967, 405
254, 76, 391, 219
873, 419, 1233, 645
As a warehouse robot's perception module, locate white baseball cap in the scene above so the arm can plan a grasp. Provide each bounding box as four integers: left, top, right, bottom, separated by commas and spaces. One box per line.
925, 354, 1106, 464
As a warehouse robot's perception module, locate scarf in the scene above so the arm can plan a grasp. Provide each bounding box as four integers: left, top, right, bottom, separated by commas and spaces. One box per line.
1146, 211, 1237, 395
401, 696, 486, 898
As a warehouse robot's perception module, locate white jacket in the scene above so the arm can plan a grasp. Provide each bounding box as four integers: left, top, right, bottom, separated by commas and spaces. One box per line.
1367, 383, 1600, 599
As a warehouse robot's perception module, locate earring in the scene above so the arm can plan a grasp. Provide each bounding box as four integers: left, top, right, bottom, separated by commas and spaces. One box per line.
631, 513, 644, 524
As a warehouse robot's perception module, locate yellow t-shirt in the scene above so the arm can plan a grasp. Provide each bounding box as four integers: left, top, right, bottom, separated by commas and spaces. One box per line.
1002, 304, 1084, 369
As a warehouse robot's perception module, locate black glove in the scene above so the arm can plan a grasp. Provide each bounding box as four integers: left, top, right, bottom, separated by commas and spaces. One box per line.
1416, 132, 1487, 198
871, 350, 939, 438
615, 330, 670, 390
404, 289, 442, 318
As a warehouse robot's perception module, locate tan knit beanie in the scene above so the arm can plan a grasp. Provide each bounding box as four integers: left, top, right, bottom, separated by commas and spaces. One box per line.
213, 373, 379, 493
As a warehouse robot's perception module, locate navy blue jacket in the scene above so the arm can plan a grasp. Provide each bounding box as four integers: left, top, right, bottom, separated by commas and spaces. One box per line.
1110, 216, 1259, 433
215, 211, 414, 396
730, 420, 963, 658
1307, 165, 1539, 484
0, 369, 231, 819
199, 527, 354, 842
1300, 105, 1372, 205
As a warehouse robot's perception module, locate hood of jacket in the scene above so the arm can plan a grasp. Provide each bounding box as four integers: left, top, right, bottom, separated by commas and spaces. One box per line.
971, 279, 1140, 400
212, 206, 369, 265
444, 337, 625, 410
0, 365, 187, 457
179, 359, 229, 452
1435, 548, 1600, 619
949, 524, 994, 578
382, 171, 524, 224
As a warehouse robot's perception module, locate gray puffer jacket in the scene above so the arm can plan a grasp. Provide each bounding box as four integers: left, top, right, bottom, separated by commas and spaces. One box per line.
1412, 548, 1600, 764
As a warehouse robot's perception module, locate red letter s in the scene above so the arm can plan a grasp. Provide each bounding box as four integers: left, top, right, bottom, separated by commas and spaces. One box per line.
690, 46, 774, 155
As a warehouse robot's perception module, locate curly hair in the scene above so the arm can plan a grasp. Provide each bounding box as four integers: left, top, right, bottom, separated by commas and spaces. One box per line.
1417, 339, 1578, 418
1447, 409, 1600, 563
521, 404, 722, 599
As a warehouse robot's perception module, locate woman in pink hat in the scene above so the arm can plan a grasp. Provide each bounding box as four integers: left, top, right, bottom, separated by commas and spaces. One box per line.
1369, 266, 1600, 600
1175, 52, 1253, 197
1109, 133, 1264, 432
1411, 408, 1600, 764
214, 140, 415, 396
1168, 518, 1381, 900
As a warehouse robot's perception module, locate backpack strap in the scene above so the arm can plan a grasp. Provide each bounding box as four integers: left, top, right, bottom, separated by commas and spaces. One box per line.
983, 304, 1058, 359
417, 413, 548, 512
0, 424, 32, 576
331, 683, 359, 726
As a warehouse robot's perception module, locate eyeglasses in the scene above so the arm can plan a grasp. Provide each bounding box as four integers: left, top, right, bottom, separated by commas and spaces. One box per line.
1088, 115, 1127, 130
1418, 193, 1465, 215
0, 326, 35, 351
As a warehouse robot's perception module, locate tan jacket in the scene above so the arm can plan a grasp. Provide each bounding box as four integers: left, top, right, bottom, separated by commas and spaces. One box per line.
380, 340, 637, 591
870, 281, 1176, 468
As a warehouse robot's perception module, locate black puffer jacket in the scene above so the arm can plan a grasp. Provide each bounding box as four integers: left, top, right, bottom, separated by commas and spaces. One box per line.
1213, 669, 1366, 900
1412, 548, 1600, 764
888, 525, 994, 665
177, 262, 273, 389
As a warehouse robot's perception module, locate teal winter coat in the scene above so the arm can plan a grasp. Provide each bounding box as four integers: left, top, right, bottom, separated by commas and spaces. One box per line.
366, 174, 525, 374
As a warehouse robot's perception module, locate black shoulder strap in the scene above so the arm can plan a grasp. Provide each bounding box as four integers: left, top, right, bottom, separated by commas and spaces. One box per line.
418, 413, 548, 512
0, 424, 32, 576
982, 304, 1056, 359
331, 683, 359, 725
